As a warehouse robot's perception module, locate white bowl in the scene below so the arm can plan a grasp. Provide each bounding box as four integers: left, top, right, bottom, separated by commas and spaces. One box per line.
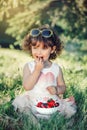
34, 106, 59, 115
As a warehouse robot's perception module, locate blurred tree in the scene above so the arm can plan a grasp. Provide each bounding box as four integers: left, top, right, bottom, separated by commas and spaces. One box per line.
0, 0, 87, 48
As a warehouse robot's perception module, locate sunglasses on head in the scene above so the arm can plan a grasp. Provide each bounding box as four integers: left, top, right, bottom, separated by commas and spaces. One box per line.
30, 28, 53, 38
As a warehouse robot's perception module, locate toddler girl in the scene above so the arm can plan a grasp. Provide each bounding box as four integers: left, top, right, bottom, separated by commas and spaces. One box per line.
12, 25, 76, 119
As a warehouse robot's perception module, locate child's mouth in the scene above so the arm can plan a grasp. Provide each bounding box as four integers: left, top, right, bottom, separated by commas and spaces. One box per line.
36, 56, 43, 61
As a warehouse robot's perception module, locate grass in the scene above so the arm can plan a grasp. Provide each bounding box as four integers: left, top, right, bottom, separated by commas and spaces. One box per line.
0, 48, 87, 130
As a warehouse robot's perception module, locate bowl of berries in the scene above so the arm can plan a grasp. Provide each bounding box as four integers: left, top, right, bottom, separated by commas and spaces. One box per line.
34, 98, 60, 115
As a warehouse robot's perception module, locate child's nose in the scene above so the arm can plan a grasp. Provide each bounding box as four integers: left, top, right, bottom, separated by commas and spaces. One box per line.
37, 49, 42, 55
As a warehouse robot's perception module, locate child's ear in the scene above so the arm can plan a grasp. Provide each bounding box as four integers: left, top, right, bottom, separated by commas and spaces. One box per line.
51, 46, 56, 54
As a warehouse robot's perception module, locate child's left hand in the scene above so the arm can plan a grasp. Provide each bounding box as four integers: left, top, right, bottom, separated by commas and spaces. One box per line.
47, 86, 57, 95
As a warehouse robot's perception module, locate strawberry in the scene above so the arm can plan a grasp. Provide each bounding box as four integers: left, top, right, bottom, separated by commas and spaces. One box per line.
47, 102, 55, 107
47, 104, 52, 108
47, 98, 55, 102
47, 99, 55, 108
36, 102, 43, 107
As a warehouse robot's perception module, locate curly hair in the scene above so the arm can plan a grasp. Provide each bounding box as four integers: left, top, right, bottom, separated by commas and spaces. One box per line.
22, 25, 63, 60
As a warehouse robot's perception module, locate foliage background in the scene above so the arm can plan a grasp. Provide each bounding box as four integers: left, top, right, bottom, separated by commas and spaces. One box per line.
0, 0, 87, 50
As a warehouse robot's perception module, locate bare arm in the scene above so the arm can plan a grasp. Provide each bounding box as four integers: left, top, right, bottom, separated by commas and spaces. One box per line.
47, 67, 66, 95
23, 59, 44, 91
57, 66, 66, 94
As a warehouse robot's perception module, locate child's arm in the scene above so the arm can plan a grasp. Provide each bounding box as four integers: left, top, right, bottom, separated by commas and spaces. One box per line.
57, 66, 66, 94
47, 86, 63, 99
23, 59, 44, 91
47, 67, 66, 95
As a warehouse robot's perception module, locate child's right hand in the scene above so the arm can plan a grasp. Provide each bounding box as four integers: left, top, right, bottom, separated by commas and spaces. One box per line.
35, 58, 44, 72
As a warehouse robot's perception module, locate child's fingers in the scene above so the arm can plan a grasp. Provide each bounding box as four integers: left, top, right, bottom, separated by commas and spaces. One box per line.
46, 86, 51, 90
46, 86, 52, 93
39, 57, 43, 62
46, 86, 56, 95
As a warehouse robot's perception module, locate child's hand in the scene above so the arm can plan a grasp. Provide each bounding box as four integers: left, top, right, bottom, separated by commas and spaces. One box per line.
47, 86, 57, 95
35, 58, 44, 72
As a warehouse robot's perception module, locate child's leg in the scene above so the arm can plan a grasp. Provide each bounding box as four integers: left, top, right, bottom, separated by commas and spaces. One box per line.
12, 95, 40, 127
12, 94, 31, 112
60, 98, 76, 118
64, 96, 75, 104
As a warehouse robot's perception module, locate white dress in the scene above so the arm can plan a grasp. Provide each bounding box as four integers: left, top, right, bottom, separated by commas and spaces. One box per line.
12, 61, 76, 118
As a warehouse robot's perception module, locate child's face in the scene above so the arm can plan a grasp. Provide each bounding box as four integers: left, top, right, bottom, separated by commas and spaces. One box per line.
31, 41, 55, 62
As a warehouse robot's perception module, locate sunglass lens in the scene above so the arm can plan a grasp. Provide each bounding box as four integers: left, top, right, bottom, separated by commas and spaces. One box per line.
31, 29, 40, 36
42, 30, 52, 37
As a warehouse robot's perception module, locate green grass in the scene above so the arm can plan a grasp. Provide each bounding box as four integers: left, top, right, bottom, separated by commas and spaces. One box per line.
0, 48, 87, 130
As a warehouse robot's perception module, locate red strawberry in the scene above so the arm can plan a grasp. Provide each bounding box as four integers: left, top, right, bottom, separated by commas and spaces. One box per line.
47, 104, 52, 108
37, 102, 43, 107
47, 98, 55, 102
47, 99, 56, 108
48, 102, 55, 107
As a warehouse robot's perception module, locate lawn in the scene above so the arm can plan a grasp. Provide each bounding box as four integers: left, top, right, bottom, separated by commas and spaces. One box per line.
0, 48, 87, 130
